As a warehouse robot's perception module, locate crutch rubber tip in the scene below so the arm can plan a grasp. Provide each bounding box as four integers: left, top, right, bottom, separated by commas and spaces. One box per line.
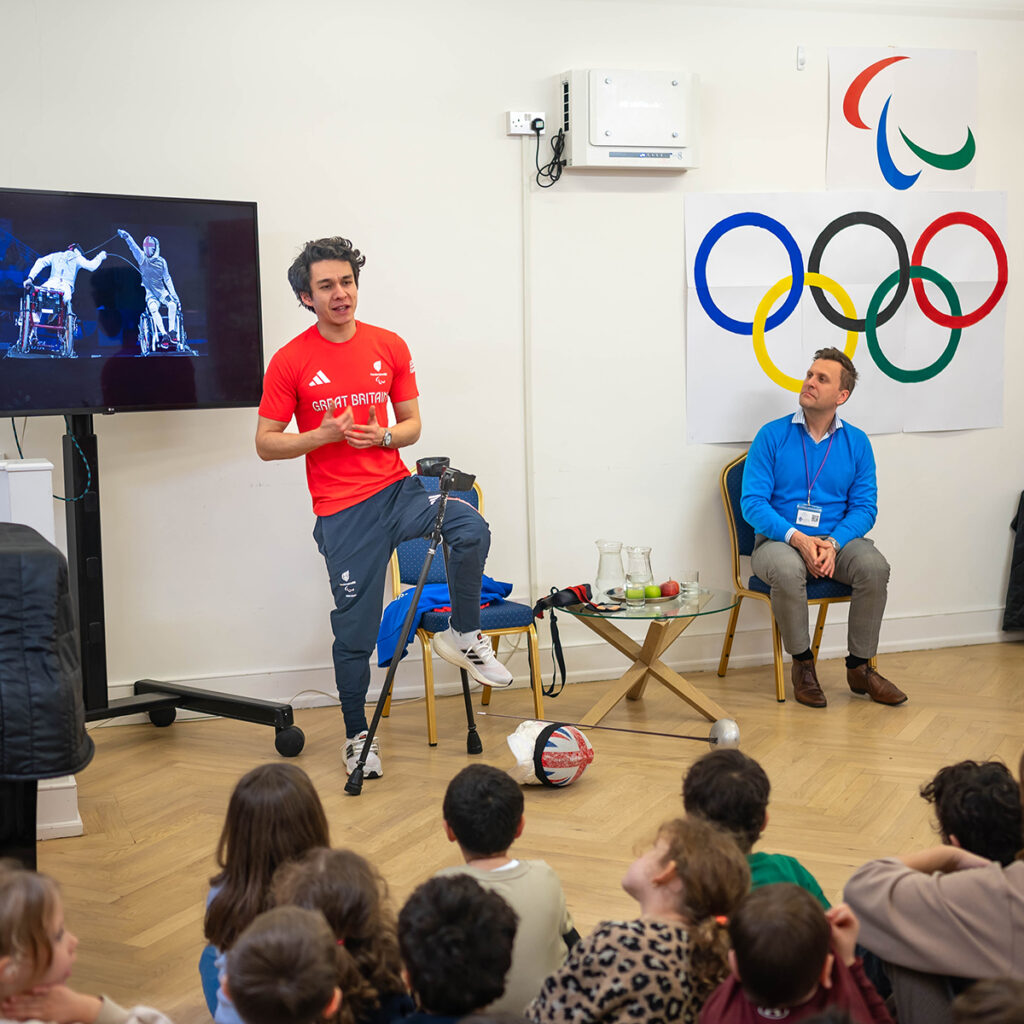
344, 766, 365, 796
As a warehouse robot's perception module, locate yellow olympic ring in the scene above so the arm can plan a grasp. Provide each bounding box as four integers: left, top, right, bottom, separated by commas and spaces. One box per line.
752, 273, 859, 392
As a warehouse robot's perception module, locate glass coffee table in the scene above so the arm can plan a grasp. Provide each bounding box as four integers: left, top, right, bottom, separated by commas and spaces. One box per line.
559, 587, 737, 726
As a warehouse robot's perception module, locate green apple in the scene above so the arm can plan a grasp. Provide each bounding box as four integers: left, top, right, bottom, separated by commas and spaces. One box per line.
625, 587, 646, 599
644, 584, 662, 598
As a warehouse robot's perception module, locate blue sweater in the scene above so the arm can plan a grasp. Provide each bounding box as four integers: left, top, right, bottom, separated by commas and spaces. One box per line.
740, 414, 877, 549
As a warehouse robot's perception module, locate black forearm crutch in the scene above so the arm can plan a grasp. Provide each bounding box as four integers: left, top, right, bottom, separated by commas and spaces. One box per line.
440, 541, 484, 758
345, 457, 481, 796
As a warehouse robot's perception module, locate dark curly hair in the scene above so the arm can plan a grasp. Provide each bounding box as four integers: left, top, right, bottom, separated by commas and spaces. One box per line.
443, 764, 524, 859
287, 237, 366, 311
682, 749, 770, 854
398, 875, 516, 1016
272, 848, 406, 1024
920, 760, 1022, 866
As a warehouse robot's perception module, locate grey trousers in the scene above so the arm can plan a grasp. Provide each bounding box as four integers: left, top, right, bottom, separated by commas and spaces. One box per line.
886, 963, 956, 1024
750, 535, 890, 658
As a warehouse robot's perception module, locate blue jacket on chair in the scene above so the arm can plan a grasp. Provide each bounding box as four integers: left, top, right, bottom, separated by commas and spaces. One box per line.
376, 575, 513, 667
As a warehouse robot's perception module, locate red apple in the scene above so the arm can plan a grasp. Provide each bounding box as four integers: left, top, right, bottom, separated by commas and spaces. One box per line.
660, 578, 680, 597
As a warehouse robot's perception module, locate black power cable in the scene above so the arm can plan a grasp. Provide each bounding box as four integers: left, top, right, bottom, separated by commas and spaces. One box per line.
532, 118, 566, 188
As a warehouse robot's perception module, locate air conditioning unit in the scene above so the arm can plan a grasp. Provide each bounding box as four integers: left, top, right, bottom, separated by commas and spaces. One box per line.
560, 68, 700, 171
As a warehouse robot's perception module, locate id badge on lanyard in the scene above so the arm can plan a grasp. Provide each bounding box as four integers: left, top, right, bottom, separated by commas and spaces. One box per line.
796, 502, 822, 527
799, 427, 835, 531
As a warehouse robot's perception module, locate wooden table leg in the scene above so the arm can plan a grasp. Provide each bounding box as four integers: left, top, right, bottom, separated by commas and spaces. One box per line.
626, 618, 692, 699
578, 661, 651, 727
572, 613, 729, 726
645, 656, 728, 721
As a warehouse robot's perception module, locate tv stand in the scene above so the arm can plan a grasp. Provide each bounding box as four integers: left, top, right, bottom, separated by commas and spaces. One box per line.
65, 415, 304, 756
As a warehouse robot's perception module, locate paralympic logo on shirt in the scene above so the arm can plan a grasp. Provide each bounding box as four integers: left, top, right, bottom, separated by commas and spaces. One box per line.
842, 55, 976, 191
692, 209, 1007, 390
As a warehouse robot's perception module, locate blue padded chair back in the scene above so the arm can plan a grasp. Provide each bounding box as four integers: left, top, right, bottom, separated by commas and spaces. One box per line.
724, 456, 757, 557
395, 477, 480, 588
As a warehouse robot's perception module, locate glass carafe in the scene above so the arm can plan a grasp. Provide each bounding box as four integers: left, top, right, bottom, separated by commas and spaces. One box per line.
624, 545, 654, 607
594, 539, 625, 601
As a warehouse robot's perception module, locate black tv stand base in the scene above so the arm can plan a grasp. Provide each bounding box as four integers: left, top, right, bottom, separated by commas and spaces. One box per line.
84, 680, 305, 756
67, 414, 305, 758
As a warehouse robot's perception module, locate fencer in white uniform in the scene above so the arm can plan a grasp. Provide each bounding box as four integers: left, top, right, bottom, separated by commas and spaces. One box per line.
23, 244, 107, 309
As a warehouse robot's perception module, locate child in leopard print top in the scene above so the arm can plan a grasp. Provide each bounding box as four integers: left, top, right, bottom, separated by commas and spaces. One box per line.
526, 817, 750, 1024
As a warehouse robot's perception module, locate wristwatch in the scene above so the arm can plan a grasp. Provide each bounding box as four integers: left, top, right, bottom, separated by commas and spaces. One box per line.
381, 429, 393, 449
827, 536, 839, 552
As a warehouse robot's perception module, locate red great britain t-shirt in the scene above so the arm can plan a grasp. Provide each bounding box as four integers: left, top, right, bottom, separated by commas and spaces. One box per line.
258, 321, 419, 516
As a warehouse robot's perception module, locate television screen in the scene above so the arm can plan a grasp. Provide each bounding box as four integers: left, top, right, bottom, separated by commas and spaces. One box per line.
0, 187, 263, 416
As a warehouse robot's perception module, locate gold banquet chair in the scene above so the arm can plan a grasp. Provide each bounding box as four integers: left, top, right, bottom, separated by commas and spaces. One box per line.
717, 452, 867, 702
381, 479, 544, 745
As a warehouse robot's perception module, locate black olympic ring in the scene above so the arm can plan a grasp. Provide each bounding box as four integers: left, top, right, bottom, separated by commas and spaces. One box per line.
807, 212, 910, 332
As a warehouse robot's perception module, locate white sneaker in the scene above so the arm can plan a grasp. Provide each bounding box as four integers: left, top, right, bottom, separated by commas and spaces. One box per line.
344, 731, 382, 779
432, 628, 514, 688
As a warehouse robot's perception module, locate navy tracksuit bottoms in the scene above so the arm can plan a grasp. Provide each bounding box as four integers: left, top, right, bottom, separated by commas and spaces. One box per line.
313, 475, 490, 737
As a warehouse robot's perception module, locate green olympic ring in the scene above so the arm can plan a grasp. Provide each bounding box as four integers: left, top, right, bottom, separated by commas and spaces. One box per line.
865, 265, 962, 383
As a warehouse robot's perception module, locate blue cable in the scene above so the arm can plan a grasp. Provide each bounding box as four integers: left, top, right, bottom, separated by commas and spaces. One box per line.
60, 416, 91, 502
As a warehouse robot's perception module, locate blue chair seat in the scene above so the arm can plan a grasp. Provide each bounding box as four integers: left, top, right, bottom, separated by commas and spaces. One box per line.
420, 599, 535, 635
747, 575, 854, 601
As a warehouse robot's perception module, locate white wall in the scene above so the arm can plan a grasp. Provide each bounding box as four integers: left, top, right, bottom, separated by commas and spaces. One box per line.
3, 0, 1021, 706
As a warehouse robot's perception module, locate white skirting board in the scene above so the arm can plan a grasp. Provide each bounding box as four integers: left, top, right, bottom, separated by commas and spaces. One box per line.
92, 605, 1022, 723
37, 776, 84, 840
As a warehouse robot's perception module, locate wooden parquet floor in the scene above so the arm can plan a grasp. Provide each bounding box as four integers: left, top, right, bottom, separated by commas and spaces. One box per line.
38, 642, 1024, 1024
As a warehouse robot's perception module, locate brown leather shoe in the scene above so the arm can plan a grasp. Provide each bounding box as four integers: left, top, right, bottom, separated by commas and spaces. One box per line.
846, 664, 908, 706
791, 659, 827, 707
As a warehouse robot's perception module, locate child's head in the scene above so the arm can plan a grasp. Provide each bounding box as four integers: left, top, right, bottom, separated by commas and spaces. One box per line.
272, 848, 404, 1024
728, 884, 831, 1009
398, 875, 516, 1016
205, 763, 331, 951
216, 763, 331, 873
622, 818, 750, 1000
0, 864, 76, 998
226, 906, 339, 1024
920, 760, 1022, 865
442, 764, 524, 859
952, 978, 1024, 1024
682, 749, 770, 854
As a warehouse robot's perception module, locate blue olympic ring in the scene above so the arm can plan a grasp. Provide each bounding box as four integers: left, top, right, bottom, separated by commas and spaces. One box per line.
693, 213, 803, 335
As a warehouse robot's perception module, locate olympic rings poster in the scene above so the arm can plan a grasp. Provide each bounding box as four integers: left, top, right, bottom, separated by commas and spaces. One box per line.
684, 190, 1007, 444
827, 48, 977, 192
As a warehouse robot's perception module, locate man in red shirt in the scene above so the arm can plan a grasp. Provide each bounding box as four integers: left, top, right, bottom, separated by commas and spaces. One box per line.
256, 237, 511, 778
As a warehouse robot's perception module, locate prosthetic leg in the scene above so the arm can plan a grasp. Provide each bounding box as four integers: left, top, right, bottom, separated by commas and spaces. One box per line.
345, 458, 481, 796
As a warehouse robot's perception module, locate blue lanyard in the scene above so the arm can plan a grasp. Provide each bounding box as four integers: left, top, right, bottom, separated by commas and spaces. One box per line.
800, 425, 836, 505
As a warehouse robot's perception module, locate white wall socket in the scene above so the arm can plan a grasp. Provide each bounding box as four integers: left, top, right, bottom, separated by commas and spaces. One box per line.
506, 111, 546, 136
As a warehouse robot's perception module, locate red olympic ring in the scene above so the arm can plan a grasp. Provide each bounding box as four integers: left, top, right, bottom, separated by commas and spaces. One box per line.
911, 212, 1008, 329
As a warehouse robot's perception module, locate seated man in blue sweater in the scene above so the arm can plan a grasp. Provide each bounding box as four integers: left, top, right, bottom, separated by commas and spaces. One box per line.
740, 347, 905, 708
